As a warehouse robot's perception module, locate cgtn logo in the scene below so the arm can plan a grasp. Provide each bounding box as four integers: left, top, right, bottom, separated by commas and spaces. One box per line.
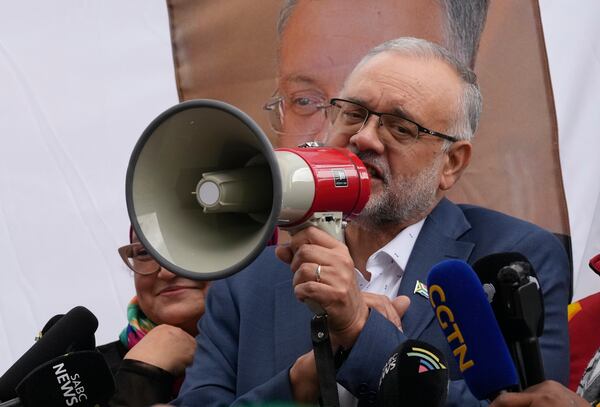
428, 284, 475, 373
52, 362, 88, 406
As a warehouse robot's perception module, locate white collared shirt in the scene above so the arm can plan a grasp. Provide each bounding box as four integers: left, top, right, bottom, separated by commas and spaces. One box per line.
357, 218, 425, 298
338, 218, 426, 407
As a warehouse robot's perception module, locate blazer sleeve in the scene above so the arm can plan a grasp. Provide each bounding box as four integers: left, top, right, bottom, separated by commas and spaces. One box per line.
336, 309, 488, 406
110, 359, 175, 407
173, 278, 295, 407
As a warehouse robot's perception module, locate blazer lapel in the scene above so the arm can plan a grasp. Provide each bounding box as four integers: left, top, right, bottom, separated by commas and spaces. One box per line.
399, 199, 475, 339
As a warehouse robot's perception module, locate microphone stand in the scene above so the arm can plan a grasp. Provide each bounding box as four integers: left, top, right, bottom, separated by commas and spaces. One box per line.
494, 262, 545, 389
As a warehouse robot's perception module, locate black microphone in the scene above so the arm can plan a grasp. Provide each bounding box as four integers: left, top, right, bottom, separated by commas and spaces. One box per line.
427, 259, 519, 400
40, 314, 65, 336
0, 306, 98, 401
38, 314, 95, 353
0, 351, 115, 407
376, 339, 449, 407
472, 253, 545, 388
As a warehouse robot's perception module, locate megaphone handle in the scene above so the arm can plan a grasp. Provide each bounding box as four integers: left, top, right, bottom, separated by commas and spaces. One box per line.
286, 212, 346, 243
306, 300, 326, 315
285, 212, 346, 315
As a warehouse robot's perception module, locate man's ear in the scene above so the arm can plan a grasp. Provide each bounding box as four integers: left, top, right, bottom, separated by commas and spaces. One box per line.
439, 141, 472, 191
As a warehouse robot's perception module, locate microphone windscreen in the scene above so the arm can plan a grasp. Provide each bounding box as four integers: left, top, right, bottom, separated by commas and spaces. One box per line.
40, 315, 65, 336
376, 339, 448, 407
15, 351, 115, 407
40, 314, 96, 354
472, 252, 530, 284
427, 260, 519, 400
0, 306, 98, 401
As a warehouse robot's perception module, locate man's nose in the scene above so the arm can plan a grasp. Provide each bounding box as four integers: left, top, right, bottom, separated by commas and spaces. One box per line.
349, 115, 385, 154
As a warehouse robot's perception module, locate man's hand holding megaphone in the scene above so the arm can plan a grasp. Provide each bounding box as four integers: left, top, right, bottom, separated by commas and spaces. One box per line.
277, 226, 368, 350
277, 225, 411, 403
276, 226, 410, 348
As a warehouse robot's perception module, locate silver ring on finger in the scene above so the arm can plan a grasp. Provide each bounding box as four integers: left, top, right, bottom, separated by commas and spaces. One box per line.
315, 264, 322, 283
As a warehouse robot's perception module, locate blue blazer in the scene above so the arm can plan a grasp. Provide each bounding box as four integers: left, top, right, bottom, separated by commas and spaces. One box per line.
175, 198, 570, 406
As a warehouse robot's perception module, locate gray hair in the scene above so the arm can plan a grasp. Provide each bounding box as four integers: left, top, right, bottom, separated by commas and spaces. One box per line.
277, 0, 297, 39
354, 37, 482, 145
440, 0, 489, 68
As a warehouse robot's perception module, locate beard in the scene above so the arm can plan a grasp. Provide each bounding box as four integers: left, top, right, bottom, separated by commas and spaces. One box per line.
354, 151, 441, 229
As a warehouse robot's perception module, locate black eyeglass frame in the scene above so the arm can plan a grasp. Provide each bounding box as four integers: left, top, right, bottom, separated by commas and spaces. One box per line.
328, 98, 459, 143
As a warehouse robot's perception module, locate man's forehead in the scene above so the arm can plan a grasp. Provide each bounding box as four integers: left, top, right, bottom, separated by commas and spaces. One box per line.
281, 0, 446, 48
345, 52, 461, 94
278, 0, 446, 95
341, 53, 461, 125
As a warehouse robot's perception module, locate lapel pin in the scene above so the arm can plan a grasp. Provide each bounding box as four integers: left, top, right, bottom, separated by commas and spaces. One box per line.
414, 280, 429, 299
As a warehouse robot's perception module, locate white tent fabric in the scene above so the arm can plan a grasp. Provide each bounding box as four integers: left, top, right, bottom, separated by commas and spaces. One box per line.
0, 1, 177, 372
0, 0, 599, 374
540, 0, 600, 301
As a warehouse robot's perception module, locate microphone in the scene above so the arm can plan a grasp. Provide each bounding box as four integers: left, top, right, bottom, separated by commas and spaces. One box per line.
472, 253, 545, 388
37, 314, 95, 353
39, 314, 65, 336
0, 306, 98, 401
376, 339, 449, 407
0, 351, 115, 407
427, 259, 519, 400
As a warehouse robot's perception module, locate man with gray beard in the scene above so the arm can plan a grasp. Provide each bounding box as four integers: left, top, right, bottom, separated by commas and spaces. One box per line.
174, 38, 569, 407
352, 150, 444, 229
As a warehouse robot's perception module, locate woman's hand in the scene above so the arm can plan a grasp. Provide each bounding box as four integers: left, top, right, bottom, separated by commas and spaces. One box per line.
124, 324, 196, 376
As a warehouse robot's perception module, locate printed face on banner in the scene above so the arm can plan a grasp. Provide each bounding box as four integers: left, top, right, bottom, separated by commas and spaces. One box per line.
275, 0, 445, 147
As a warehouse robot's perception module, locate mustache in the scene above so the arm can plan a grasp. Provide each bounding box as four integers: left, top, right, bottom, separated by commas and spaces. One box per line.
356, 151, 390, 185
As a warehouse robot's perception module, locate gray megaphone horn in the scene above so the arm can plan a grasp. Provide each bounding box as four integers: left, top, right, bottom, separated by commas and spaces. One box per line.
125, 99, 370, 281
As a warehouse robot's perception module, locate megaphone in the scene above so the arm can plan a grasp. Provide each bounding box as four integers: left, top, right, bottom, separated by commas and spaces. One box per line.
126, 99, 369, 281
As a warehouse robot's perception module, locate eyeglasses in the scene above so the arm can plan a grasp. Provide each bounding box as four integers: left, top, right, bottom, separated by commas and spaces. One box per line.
263, 91, 330, 137
328, 98, 458, 144
118, 243, 161, 276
